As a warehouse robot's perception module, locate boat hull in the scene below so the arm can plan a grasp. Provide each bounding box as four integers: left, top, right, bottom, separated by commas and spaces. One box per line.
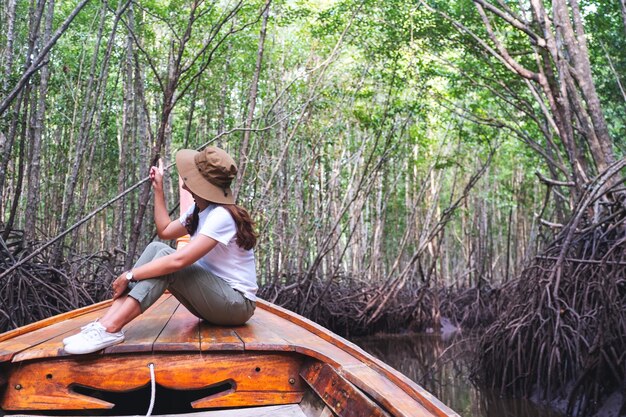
0, 296, 459, 417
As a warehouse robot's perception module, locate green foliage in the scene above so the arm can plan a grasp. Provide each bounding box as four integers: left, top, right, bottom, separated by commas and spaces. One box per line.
1, 0, 622, 292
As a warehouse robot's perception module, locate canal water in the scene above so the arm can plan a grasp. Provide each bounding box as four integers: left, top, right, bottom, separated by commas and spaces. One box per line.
354, 333, 564, 417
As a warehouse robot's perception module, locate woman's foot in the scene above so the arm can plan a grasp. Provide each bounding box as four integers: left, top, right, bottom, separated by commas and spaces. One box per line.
63, 322, 124, 354
62, 321, 100, 345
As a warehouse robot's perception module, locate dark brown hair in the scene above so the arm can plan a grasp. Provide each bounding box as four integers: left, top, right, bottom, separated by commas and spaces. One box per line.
222, 204, 258, 250
184, 205, 201, 236
185, 204, 258, 250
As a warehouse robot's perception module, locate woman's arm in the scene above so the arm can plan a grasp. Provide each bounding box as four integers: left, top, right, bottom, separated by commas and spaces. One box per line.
133, 234, 217, 279
112, 235, 218, 298
151, 159, 187, 240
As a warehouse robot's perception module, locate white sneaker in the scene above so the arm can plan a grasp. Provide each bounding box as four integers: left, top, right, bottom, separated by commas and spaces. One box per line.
64, 322, 125, 354
63, 321, 100, 345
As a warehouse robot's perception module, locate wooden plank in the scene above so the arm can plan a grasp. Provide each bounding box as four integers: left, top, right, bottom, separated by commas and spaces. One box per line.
3, 308, 104, 363
105, 294, 177, 354
241, 308, 437, 417
2, 359, 117, 410
0, 300, 112, 343
251, 308, 360, 368
191, 392, 304, 409
154, 353, 305, 395
161, 405, 308, 417
4, 294, 175, 362
234, 315, 293, 352
2, 352, 305, 411
340, 364, 433, 417
252, 310, 432, 416
257, 300, 459, 417
343, 363, 444, 413
300, 361, 389, 417
6, 405, 309, 417
259, 306, 450, 417
13, 310, 102, 362
244, 305, 437, 416
153, 303, 201, 352
199, 323, 244, 351
299, 390, 335, 417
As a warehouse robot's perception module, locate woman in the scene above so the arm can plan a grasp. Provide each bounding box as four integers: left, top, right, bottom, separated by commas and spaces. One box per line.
64, 147, 258, 355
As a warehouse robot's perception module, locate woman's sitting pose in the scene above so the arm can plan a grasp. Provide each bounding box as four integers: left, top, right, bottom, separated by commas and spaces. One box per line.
64, 146, 257, 355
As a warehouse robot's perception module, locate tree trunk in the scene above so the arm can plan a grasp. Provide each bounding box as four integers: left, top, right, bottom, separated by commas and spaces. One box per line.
124, 36, 150, 268
116, 2, 136, 252
0, 0, 92, 117
0, 95, 23, 220
0, 0, 44, 221
460, 0, 617, 188
25, 0, 55, 243
71, 0, 131, 250
1, 0, 17, 95
552, 0, 614, 172
4, 122, 26, 239
234, 0, 271, 199
126, 1, 245, 264
183, 80, 199, 148
51, 0, 108, 265
126, 45, 177, 266
218, 40, 233, 139
621, 0, 626, 35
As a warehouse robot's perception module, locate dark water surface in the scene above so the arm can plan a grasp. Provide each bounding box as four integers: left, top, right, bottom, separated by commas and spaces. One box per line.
354, 333, 564, 417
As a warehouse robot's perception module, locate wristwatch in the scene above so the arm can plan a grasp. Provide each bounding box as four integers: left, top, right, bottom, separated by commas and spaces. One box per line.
125, 271, 136, 282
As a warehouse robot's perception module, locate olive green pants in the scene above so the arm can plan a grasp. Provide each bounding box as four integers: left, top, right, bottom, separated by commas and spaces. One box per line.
127, 242, 255, 326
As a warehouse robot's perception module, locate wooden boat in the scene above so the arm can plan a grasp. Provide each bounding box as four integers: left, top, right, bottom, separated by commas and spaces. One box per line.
0, 179, 459, 417
0, 294, 460, 417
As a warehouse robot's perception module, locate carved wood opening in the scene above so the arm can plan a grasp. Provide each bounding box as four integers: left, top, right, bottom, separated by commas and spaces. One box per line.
71, 381, 234, 415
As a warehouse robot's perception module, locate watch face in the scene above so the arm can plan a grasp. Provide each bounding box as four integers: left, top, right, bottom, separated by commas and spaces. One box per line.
126, 272, 133, 281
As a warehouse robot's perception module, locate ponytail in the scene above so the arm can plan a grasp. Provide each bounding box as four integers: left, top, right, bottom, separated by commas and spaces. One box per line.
184, 205, 200, 235
222, 204, 258, 250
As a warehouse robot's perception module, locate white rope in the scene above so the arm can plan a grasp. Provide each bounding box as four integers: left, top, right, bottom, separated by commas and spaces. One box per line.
146, 363, 156, 417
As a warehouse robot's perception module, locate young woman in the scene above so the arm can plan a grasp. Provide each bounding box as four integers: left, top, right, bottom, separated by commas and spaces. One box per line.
64, 147, 258, 355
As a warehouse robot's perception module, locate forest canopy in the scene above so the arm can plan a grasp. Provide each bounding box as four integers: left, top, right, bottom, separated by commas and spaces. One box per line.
1, 0, 578, 287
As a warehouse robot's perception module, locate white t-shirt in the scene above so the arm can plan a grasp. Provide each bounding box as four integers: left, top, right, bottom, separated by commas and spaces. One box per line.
179, 204, 257, 301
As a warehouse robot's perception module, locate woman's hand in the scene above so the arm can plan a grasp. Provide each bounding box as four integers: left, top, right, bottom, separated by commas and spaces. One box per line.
112, 273, 130, 299
149, 158, 164, 192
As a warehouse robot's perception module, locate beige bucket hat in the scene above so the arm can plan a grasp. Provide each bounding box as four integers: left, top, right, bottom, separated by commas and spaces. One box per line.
175, 147, 237, 204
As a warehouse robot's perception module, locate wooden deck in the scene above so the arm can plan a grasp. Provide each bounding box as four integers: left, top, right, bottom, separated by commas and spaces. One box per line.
0, 296, 459, 417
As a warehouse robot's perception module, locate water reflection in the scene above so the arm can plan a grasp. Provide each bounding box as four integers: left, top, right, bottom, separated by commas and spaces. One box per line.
354, 333, 563, 417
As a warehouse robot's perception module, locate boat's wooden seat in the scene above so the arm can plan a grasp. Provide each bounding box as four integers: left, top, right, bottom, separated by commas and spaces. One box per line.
0, 296, 459, 417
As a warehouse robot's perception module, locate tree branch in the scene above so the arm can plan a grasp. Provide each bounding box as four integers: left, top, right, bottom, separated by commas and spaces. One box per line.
0, 0, 92, 116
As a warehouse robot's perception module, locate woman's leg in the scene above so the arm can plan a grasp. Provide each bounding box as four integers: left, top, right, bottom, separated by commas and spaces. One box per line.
100, 242, 175, 330
168, 264, 255, 326
134, 241, 174, 267
64, 242, 175, 354
106, 242, 254, 327
99, 295, 142, 332
73, 242, 174, 334
99, 297, 126, 321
